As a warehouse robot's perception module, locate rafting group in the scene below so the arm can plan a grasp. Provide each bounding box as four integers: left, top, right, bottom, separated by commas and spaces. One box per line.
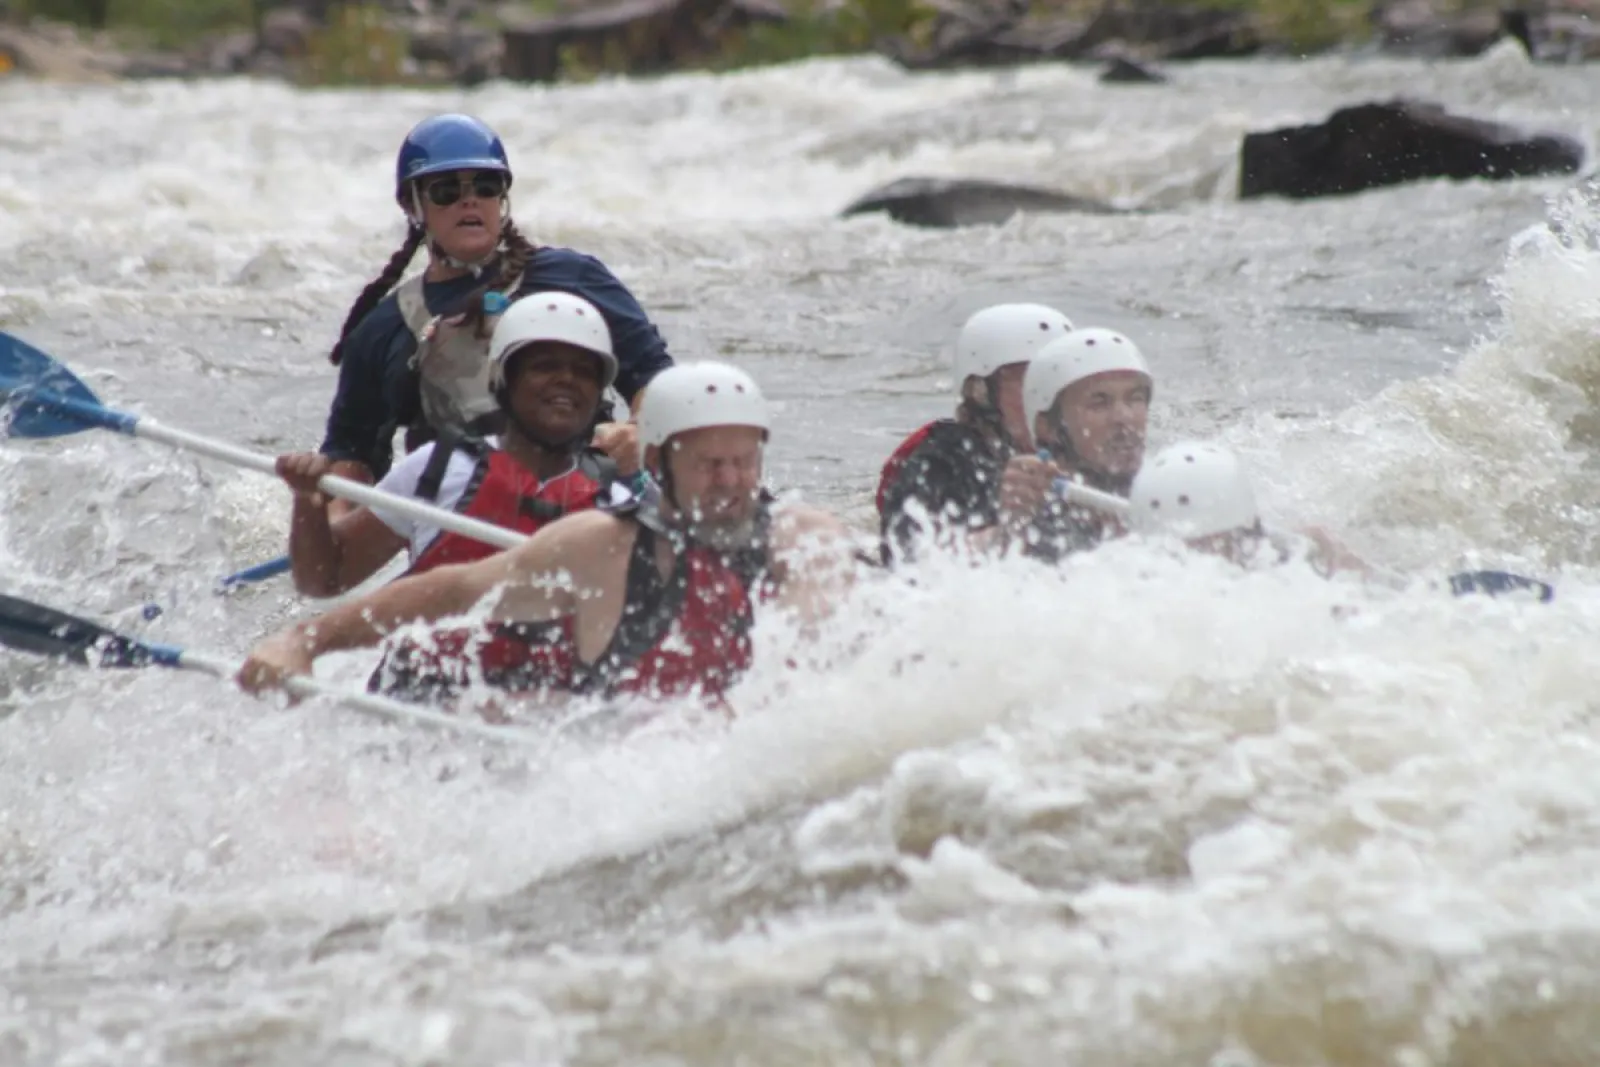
9, 111, 1542, 720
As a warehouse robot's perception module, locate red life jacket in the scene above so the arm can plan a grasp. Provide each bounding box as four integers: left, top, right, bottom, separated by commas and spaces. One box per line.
576, 504, 776, 701
389, 495, 778, 706
366, 433, 617, 702
875, 419, 945, 518
403, 431, 617, 577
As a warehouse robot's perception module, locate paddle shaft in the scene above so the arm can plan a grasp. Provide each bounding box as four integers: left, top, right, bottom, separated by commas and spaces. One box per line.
148, 646, 533, 742
1057, 477, 1129, 517
34, 389, 525, 551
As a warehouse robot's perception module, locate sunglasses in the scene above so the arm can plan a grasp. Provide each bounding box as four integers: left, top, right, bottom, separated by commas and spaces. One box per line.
419, 171, 508, 208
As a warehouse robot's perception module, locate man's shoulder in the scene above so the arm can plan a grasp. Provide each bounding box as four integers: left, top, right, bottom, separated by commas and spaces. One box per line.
769, 499, 854, 553
521, 245, 609, 287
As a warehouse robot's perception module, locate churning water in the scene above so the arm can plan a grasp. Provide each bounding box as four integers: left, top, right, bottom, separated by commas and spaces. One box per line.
4, 40, 1600, 1065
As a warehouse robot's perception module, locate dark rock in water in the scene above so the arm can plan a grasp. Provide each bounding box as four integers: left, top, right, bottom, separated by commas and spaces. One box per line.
1238, 99, 1584, 201
1098, 55, 1167, 83
500, 0, 786, 83
841, 177, 1119, 229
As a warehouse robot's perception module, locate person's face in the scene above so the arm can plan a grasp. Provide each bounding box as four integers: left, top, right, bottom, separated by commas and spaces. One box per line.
502, 342, 603, 443
1050, 371, 1150, 478
654, 425, 765, 546
412, 169, 507, 262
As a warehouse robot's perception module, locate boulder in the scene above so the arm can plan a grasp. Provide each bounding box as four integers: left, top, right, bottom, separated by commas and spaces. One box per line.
0, 21, 120, 80
1370, 0, 1503, 58
1502, 5, 1600, 62
840, 176, 1120, 229
1238, 99, 1584, 201
884, 0, 1259, 71
1069, 0, 1261, 59
499, 0, 785, 82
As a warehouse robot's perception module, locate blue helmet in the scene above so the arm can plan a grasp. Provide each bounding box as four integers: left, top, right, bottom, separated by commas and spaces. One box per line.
394, 114, 512, 200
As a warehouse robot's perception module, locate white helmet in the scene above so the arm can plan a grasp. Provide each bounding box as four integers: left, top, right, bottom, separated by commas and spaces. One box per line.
488, 291, 618, 392
1024, 327, 1152, 427
953, 303, 1075, 382
637, 361, 770, 466
1128, 440, 1258, 541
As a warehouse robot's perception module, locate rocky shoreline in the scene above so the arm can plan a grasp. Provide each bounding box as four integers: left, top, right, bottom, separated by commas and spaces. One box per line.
0, 0, 1596, 87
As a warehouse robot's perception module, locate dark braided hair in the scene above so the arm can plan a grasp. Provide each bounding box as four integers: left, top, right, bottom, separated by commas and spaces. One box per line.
327, 211, 539, 365
455, 219, 540, 340
328, 222, 426, 366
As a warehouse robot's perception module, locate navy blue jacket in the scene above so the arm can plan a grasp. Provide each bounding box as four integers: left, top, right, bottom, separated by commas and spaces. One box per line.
319, 246, 672, 478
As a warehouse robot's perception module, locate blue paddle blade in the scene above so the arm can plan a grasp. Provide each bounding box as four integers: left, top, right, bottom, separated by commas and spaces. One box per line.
0, 331, 106, 439
0, 593, 174, 669
1448, 570, 1555, 602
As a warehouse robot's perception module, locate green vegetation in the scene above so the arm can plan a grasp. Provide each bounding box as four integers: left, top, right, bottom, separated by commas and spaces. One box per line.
0, 0, 1515, 84
7, 0, 253, 49
298, 3, 407, 85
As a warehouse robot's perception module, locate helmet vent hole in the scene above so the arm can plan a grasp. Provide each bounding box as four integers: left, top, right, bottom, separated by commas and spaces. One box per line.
1178, 494, 1191, 506
705, 384, 718, 394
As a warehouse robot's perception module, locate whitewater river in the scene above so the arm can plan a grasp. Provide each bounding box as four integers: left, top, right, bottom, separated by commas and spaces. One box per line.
5, 40, 1600, 1065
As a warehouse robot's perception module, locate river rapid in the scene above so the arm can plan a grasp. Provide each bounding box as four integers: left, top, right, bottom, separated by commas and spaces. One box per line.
4, 41, 1600, 1066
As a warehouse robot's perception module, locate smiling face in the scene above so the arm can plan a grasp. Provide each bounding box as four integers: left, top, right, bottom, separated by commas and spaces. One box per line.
500, 342, 605, 445
411, 168, 507, 264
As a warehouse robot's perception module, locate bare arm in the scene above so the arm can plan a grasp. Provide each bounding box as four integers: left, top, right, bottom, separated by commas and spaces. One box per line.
278, 452, 407, 595
1302, 525, 1373, 578
235, 516, 613, 695
325, 459, 373, 522
290, 501, 408, 597
769, 505, 864, 636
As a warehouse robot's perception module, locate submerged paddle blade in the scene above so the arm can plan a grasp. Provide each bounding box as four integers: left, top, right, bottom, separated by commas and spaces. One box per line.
217, 555, 292, 591
0, 594, 176, 669
0, 332, 106, 439
1448, 570, 1555, 602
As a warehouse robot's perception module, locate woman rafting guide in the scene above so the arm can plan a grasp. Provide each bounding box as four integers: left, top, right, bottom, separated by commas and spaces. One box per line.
275, 290, 630, 598
316, 112, 674, 516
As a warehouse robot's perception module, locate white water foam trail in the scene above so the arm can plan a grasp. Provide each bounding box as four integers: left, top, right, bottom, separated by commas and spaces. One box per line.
1229, 180, 1600, 576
